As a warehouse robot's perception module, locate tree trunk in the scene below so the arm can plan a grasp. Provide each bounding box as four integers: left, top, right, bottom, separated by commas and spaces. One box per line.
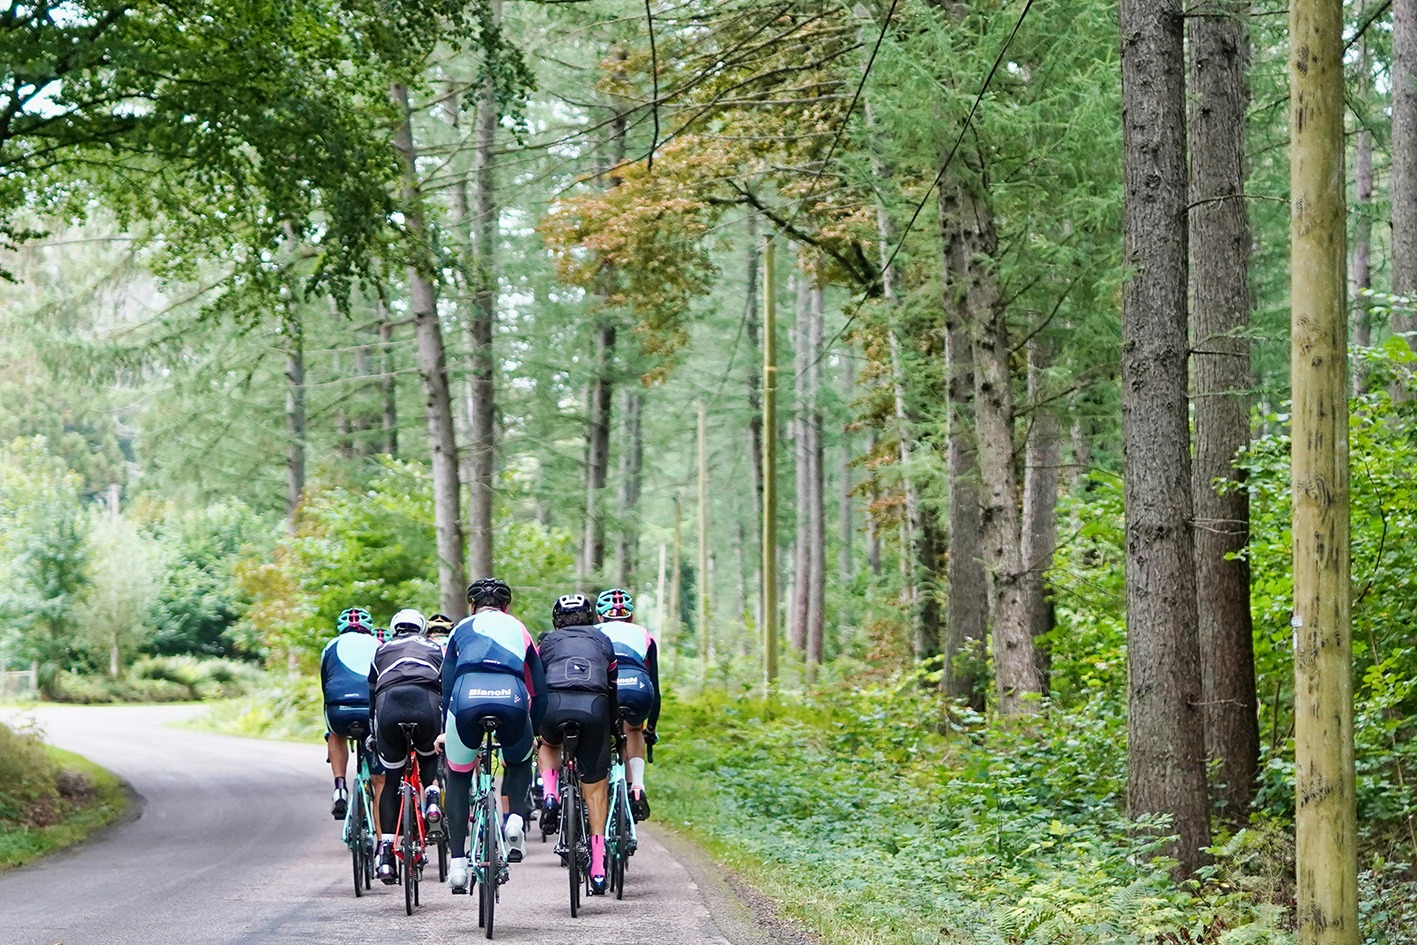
1290, 0, 1357, 938
838, 353, 854, 587
1351, 40, 1374, 395
354, 330, 375, 455
579, 319, 615, 585
806, 281, 826, 667
1189, 0, 1259, 824
790, 266, 811, 652
615, 388, 644, 585
1119, 0, 1211, 876
745, 216, 765, 535
377, 300, 398, 456
392, 80, 468, 616
1021, 335, 1060, 690
1394, 0, 1417, 345
940, 172, 1041, 714
284, 309, 305, 530
578, 71, 628, 587
864, 429, 882, 577
466, 17, 500, 580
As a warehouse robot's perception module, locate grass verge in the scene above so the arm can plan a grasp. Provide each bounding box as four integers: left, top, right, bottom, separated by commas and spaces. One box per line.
0, 747, 128, 870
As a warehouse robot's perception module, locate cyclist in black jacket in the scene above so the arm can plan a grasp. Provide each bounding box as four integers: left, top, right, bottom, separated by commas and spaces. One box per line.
367, 608, 444, 883
536, 593, 618, 895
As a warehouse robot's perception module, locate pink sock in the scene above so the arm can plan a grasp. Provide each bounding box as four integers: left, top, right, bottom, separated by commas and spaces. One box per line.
543, 770, 558, 801
590, 834, 606, 878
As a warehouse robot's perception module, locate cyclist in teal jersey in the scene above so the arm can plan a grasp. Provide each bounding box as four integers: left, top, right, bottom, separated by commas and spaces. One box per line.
320, 607, 385, 822
595, 588, 661, 820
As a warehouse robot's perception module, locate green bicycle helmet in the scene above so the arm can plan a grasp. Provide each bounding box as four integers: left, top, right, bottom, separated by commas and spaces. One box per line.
337, 607, 373, 634
595, 588, 634, 621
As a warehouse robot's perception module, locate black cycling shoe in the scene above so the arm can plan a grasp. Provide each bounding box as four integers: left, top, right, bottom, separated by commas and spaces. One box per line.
541, 797, 560, 833
331, 788, 348, 820
376, 842, 398, 885
630, 786, 651, 822
589, 874, 607, 895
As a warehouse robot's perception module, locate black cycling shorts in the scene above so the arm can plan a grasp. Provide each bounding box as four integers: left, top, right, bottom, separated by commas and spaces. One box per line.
373, 684, 441, 772
539, 689, 612, 784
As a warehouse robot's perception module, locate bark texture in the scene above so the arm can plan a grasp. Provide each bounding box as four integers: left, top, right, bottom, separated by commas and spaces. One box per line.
1189, 0, 1258, 824
1394, 0, 1417, 344
940, 173, 1040, 713
1119, 0, 1211, 876
1290, 0, 1357, 938
1021, 335, 1060, 690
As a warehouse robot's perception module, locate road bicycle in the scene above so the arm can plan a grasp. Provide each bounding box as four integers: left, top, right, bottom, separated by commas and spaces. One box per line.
553, 722, 590, 917
341, 722, 376, 898
467, 716, 509, 938
605, 713, 638, 900
392, 721, 430, 916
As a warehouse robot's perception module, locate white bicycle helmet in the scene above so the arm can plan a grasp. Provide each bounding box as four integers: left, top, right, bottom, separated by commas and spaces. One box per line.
389, 608, 427, 636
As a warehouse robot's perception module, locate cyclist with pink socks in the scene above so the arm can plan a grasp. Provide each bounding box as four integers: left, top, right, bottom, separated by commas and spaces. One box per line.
537, 593, 619, 895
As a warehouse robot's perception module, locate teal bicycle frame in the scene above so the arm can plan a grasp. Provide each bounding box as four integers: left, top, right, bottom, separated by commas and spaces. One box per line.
342, 728, 377, 895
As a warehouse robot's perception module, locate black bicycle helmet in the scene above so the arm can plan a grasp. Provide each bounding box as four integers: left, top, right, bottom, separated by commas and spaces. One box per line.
551, 592, 595, 629
467, 577, 513, 609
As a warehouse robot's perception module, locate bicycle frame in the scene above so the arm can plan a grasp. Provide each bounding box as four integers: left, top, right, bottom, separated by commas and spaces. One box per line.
470, 720, 508, 889
342, 733, 377, 851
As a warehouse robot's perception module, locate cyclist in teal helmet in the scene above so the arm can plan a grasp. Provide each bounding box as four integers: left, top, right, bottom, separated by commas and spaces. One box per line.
321, 608, 385, 821
595, 588, 660, 821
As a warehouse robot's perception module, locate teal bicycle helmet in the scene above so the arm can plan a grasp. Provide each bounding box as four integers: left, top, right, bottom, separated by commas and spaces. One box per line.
595, 588, 634, 621
337, 607, 373, 634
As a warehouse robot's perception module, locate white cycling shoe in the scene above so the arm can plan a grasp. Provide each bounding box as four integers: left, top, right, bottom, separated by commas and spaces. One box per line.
447, 856, 469, 893
504, 814, 526, 863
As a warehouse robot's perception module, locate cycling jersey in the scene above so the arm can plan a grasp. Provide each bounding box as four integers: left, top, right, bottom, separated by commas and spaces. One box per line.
540, 624, 617, 695
442, 610, 546, 726
598, 620, 660, 729
320, 630, 379, 707
368, 633, 443, 699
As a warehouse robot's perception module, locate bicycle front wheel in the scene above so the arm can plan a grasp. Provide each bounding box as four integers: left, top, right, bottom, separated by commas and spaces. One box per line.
480, 788, 498, 938
350, 795, 365, 898
402, 790, 417, 916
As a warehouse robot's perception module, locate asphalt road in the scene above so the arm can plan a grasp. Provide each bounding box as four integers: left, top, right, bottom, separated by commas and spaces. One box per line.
0, 704, 785, 945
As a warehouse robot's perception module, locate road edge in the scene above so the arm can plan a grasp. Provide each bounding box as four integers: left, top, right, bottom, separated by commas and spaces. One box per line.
650, 823, 821, 945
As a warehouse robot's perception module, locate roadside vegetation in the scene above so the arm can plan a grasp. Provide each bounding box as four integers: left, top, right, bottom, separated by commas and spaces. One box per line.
0, 721, 126, 869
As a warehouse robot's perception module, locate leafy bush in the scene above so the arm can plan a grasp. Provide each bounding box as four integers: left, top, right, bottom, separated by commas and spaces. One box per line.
659, 682, 1294, 945
0, 721, 59, 826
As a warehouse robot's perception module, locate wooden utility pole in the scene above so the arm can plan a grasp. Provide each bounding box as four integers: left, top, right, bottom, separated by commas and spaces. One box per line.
1290, 0, 1356, 941
697, 400, 710, 682
761, 241, 779, 688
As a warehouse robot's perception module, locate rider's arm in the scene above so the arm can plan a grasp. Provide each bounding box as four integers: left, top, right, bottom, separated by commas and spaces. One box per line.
440, 632, 459, 718
526, 642, 547, 731
646, 638, 661, 731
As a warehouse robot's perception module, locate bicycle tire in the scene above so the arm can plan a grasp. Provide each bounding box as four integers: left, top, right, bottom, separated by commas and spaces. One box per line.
481, 785, 498, 938
402, 789, 416, 916
564, 776, 580, 917
612, 783, 630, 899
438, 832, 449, 884
350, 794, 365, 898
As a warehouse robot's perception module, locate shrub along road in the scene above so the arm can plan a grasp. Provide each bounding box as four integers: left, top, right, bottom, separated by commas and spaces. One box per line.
0, 704, 778, 945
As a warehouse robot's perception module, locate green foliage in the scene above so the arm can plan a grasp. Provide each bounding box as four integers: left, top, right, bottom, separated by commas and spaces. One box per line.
0, 721, 60, 827
236, 457, 576, 667
137, 499, 270, 658
659, 682, 1290, 945
0, 438, 91, 690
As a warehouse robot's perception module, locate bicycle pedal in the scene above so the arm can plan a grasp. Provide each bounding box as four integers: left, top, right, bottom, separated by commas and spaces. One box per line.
451, 884, 468, 895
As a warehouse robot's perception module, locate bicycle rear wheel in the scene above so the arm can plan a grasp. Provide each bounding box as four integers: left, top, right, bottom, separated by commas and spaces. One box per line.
349, 795, 365, 898
402, 790, 417, 916
565, 779, 580, 917
480, 787, 499, 938
611, 783, 630, 899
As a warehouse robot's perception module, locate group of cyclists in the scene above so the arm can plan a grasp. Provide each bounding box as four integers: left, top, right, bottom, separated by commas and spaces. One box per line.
319, 579, 661, 897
